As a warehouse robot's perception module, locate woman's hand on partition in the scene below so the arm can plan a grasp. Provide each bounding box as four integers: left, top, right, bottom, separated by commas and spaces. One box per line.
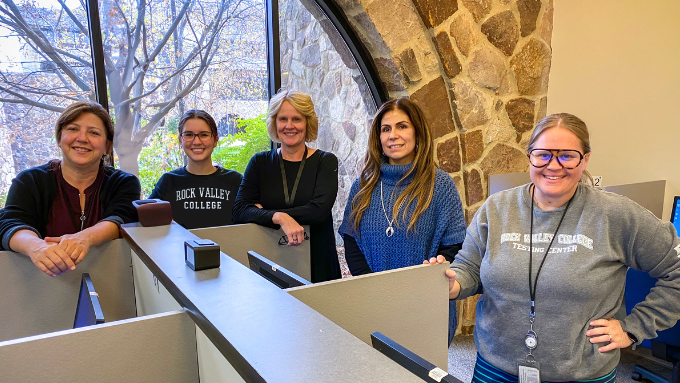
45, 232, 92, 265
586, 318, 633, 352
272, 212, 305, 246
28, 240, 77, 277
423, 255, 461, 300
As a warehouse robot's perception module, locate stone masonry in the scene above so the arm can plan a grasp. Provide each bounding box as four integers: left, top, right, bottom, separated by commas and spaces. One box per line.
332, 0, 554, 335
279, 0, 377, 245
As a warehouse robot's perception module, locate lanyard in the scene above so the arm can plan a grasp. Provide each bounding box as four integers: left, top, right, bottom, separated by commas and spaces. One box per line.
279, 145, 307, 207
525, 184, 575, 361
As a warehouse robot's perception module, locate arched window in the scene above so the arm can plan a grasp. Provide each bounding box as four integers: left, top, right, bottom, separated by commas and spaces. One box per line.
0, 0, 384, 211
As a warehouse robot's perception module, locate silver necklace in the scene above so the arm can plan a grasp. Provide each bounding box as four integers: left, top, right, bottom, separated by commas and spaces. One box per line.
380, 180, 403, 237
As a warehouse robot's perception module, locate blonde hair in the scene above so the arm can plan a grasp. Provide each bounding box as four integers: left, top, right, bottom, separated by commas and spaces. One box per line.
528, 113, 593, 185
266, 89, 318, 142
349, 98, 436, 234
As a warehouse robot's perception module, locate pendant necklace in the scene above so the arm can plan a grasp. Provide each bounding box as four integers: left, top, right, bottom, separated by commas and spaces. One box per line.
379, 180, 404, 237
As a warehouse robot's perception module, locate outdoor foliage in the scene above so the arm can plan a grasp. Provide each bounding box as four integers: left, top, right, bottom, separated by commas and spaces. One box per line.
212, 112, 269, 173
136, 113, 269, 197
137, 130, 184, 197
1, 0, 267, 178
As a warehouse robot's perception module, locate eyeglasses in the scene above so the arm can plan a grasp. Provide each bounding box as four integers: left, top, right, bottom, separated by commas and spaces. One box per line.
528, 149, 584, 169
181, 131, 213, 141
278, 232, 310, 245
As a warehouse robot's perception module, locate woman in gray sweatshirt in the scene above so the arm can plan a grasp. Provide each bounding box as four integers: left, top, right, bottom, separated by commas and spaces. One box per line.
430, 113, 680, 381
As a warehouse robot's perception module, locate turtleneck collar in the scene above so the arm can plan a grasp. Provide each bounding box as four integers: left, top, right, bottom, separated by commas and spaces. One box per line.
380, 161, 415, 186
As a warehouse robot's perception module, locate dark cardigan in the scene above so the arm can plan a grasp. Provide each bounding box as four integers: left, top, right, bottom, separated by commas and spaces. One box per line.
0, 162, 141, 250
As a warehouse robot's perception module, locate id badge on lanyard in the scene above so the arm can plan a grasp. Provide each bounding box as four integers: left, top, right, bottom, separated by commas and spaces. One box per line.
519, 184, 574, 382
519, 362, 541, 383
519, 309, 541, 380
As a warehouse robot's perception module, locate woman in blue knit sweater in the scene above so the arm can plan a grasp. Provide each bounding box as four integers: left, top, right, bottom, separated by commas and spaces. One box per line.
338, 98, 466, 343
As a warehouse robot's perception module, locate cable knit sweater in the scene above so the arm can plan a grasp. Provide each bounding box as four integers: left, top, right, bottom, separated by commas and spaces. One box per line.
339, 163, 466, 272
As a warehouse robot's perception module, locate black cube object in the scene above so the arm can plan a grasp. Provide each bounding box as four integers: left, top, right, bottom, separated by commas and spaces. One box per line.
184, 239, 220, 271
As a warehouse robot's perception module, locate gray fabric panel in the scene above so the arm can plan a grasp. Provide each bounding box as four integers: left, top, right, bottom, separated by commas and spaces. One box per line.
191, 223, 311, 281
287, 262, 450, 369
0, 239, 136, 342
0, 311, 199, 383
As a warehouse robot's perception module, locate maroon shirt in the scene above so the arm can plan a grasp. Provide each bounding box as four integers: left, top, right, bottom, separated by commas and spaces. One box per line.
46, 161, 105, 237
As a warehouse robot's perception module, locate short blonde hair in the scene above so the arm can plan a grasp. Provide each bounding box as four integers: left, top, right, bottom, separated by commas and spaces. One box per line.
266, 89, 318, 143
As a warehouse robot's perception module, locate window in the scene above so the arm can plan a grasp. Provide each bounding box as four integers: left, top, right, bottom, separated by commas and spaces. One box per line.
98, 0, 269, 195
0, 0, 96, 199
1, 0, 383, 208
278, 0, 378, 240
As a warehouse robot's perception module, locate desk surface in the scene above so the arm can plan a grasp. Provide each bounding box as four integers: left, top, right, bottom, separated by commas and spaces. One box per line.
122, 223, 424, 383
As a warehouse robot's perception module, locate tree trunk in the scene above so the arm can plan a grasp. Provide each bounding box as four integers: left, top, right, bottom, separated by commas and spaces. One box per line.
116, 143, 142, 176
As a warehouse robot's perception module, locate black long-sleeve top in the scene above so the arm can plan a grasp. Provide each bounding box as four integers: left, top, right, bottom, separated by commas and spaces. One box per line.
232, 149, 341, 282
0, 161, 141, 251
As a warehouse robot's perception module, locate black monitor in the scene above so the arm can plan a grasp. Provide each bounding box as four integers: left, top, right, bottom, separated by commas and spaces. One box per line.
370, 332, 462, 383
247, 251, 311, 289
671, 196, 680, 236
73, 273, 105, 329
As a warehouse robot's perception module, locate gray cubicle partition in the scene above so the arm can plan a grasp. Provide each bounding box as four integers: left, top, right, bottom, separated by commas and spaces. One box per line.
0, 311, 199, 383
123, 223, 425, 383
488, 172, 531, 196
286, 263, 450, 370
601, 180, 666, 219
191, 223, 311, 281
488, 173, 667, 219
0, 239, 137, 342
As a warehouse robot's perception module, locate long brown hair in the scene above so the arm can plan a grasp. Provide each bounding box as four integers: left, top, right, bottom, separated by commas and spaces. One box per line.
528, 113, 593, 185
349, 98, 436, 233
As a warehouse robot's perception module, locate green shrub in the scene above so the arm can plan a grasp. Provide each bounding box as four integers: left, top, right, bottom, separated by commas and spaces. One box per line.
136, 113, 270, 197
138, 131, 184, 197
0, 194, 6, 209
212, 113, 270, 174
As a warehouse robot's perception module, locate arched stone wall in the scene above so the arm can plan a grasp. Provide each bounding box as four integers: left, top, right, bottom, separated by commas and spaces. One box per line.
337, 0, 552, 217
333, 0, 554, 334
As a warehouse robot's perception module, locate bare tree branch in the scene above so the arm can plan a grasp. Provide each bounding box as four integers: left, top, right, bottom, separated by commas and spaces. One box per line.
54, 47, 92, 67
0, 85, 64, 112
121, 0, 146, 85
55, 0, 88, 35
2, 0, 91, 92
0, 78, 81, 99
144, 0, 190, 65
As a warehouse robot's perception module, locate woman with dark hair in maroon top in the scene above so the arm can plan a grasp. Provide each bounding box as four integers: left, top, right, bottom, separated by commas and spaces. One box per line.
0, 101, 140, 277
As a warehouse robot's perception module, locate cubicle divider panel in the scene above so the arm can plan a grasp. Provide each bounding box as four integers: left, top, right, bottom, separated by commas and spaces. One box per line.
0, 239, 136, 342
489, 173, 667, 220
286, 263, 450, 370
129, 233, 245, 383
0, 311, 199, 383
123, 222, 424, 383
191, 223, 312, 282
601, 180, 666, 219
488, 172, 531, 196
